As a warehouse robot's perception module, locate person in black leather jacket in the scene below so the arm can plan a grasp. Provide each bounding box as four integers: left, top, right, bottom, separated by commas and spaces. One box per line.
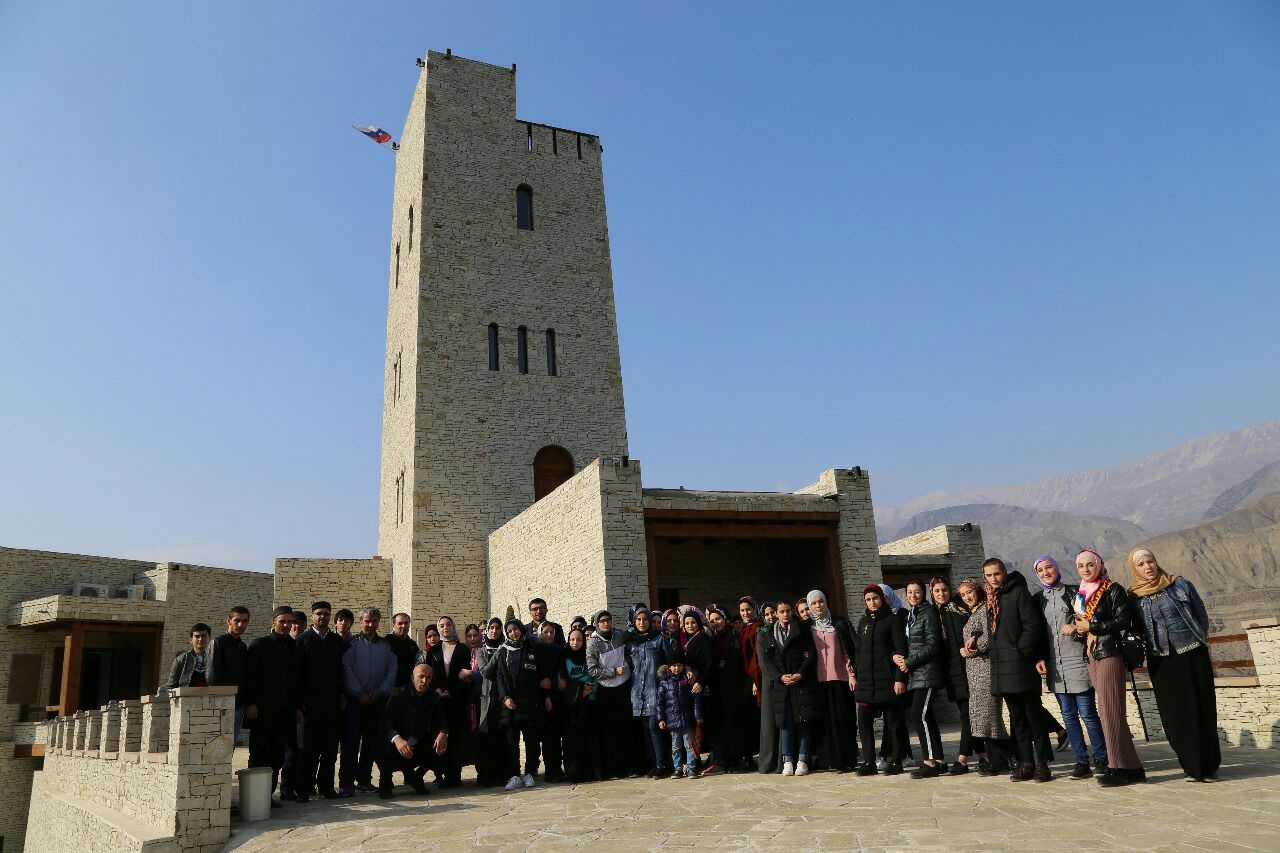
1073, 549, 1145, 787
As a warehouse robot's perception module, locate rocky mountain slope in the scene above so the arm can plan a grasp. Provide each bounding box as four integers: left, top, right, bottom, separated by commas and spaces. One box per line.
892, 503, 1147, 578
1203, 459, 1280, 520
876, 421, 1280, 537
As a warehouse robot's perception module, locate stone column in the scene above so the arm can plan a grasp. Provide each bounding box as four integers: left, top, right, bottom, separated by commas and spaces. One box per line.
101, 703, 123, 754
85, 709, 103, 751
168, 686, 238, 852
799, 468, 883, 602
72, 711, 88, 751
1245, 618, 1280, 686
141, 694, 171, 753
121, 698, 143, 752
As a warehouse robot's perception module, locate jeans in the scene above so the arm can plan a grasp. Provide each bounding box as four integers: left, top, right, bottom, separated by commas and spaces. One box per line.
669, 726, 695, 768
341, 696, 387, 786
234, 708, 244, 746
779, 697, 811, 763
641, 714, 670, 770
1056, 689, 1107, 765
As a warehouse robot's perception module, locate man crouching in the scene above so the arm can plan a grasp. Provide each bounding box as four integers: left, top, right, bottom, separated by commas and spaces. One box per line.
378, 662, 449, 799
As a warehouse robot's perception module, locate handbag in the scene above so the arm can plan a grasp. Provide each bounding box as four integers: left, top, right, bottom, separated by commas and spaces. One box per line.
1119, 629, 1146, 671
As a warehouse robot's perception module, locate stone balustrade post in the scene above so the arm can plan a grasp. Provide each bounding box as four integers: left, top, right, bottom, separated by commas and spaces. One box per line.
121, 698, 143, 752
102, 703, 123, 754
49, 717, 63, 752
141, 694, 171, 753
167, 686, 238, 850
85, 709, 104, 751
72, 711, 88, 751
1244, 618, 1280, 687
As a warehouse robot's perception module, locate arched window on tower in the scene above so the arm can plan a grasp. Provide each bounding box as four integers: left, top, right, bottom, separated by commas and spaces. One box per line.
517, 326, 529, 374
516, 185, 534, 231
534, 445, 574, 501
545, 329, 557, 376
488, 323, 499, 371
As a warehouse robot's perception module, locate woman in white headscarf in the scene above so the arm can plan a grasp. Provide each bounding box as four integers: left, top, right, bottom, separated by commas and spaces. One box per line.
806, 590, 859, 772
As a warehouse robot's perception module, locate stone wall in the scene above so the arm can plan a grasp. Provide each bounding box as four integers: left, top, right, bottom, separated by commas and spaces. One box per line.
273, 557, 392, 620
378, 51, 631, 626
146, 563, 274, 680
797, 469, 883, 596
488, 460, 644, 622
26, 687, 236, 853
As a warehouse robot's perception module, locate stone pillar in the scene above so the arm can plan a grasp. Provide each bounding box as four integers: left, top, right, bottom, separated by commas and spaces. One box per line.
168, 686, 238, 852
142, 694, 171, 753
799, 468, 883, 601
121, 698, 143, 752
85, 709, 103, 751
102, 703, 123, 754
1245, 618, 1280, 686
72, 711, 88, 751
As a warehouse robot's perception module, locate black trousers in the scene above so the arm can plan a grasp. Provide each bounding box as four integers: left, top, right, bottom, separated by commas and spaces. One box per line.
248, 713, 291, 793
954, 697, 975, 757
1006, 691, 1052, 766
564, 703, 602, 782
860, 701, 903, 765
541, 711, 564, 777
1149, 644, 1220, 780
502, 723, 542, 779
910, 687, 944, 763
880, 692, 913, 759
302, 710, 340, 794
375, 749, 432, 788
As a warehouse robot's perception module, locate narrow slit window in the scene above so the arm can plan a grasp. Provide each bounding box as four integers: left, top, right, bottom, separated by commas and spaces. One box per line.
517, 326, 529, 374
394, 243, 400, 289
516, 185, 534, 230
487, 323, 499, 371
526, 123, 533, 152
408, 206, 414, 252
545, 329, 557, 376
576, 134, 582, 160
552, 128, 558, 155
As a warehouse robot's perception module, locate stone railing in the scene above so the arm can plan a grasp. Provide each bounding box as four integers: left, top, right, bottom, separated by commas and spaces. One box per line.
25, 686, 236, 853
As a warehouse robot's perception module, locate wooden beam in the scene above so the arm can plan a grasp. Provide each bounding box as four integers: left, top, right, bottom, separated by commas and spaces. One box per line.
58, 622, 85, 717
644, 508, 840, 523
648, 521, 835, 540
14, 744, 45, 758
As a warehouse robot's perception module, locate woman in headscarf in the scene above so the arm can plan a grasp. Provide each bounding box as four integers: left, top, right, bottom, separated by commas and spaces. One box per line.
625, 605, 670, 777
1073, 549, 1145, 786
755, 601, 780, 774
424, 615, 470, 788
475, 617, 506, 787
930, 576, 979, 774
1033, 556, 1106, 779
495, 618, 556, 790
853, 584, 908, 775
562, 627, 602, 782
758, 599, 821, 776
957, 579, 1013, 774
737, 596, 762, 768
586, 610, 633, 779
898, 579, 948, 778
1129, 547, 1218, 782
806, 589, 859, 773
876, 583, 914, 768
703, 606, 747, 774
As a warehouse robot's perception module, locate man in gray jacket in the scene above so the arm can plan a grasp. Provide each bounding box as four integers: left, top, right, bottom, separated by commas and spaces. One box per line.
166, 623, 212, 689
339, 606, 397, 796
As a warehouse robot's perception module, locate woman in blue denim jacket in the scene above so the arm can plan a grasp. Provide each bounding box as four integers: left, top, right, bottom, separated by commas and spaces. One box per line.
1129, 548, 1220, 782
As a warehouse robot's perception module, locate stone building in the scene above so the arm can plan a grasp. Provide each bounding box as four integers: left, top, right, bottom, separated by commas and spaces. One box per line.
277, 50, 986, 627
0, 547, 272, 850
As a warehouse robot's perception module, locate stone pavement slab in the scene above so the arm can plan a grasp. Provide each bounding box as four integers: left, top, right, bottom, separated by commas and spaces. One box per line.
222, 741, 1280, 851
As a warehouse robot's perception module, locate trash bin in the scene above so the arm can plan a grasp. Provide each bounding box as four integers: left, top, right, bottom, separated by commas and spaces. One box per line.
236, 767, 274, 821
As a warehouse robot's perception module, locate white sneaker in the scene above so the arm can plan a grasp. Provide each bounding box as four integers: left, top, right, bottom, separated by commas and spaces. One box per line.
782, 761, 795, 777
903, 757, 917, 769
875, 757, 888, 771
796, 760, 810, 776
504, 775, 522, 791
522, 773, 536, 788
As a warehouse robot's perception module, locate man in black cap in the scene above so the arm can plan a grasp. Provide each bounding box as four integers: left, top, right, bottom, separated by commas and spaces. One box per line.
377, 662, 449, 799
295, 601, 346, 800
243, 606, 303, 807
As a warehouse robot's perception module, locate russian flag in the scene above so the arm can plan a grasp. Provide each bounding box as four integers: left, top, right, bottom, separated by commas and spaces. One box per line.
353, 125, 393, 145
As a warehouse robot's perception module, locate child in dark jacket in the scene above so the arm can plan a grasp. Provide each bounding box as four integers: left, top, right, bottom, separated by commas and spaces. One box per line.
656, 662, 704, 778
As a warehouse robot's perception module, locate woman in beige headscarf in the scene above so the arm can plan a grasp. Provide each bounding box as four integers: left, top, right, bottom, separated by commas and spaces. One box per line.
1128, 548, 1219, 781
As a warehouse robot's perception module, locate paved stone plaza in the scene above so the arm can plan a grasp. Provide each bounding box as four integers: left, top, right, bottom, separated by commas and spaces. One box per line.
223, 736, 1280, 851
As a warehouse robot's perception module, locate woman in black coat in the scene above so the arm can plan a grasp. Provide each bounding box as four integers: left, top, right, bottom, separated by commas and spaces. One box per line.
423, 616, 472, 787
981, 559, 1052, 781
758, 600, 820, 775
931, 577, 980, 774
852, 584, 908, 775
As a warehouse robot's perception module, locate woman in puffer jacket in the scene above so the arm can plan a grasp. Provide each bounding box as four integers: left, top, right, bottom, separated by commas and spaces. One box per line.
897, 580, 947, 778
852, 584, 908, 776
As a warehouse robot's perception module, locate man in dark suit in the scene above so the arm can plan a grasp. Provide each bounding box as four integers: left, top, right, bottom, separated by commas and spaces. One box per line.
295, 600, 346, 801
377, 663, 449, 799
243, 606, 303, 806
525, 597, 565, 646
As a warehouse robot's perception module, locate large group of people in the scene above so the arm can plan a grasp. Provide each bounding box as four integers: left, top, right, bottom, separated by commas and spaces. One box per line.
165, 546, 1220, 805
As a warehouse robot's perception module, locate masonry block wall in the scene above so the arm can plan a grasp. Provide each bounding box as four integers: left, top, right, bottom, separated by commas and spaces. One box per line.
377, 51, 630, 626
273, 557, 392, 618
488, 460, 646, 622
879, 523, 987, 581
144, 563, 274, 669
797, 469, 883, 596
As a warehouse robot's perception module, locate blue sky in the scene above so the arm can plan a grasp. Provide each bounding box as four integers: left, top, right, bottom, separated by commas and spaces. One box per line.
2, 2, 1278, 571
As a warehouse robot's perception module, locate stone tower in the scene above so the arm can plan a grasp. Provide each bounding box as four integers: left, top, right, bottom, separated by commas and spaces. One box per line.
378, 51, 630, 622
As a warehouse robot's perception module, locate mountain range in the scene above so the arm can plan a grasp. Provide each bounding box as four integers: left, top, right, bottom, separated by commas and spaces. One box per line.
879, 421, 1280, 597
